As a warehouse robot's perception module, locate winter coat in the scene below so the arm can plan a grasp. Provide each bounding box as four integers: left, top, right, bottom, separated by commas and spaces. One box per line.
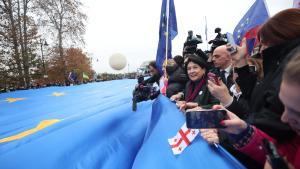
228, 38, 300, 142
238, 127, 300, 169
166, 66, 188, 98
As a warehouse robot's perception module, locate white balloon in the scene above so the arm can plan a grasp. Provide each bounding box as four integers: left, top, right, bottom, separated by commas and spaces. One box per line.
109, 53, 127, 70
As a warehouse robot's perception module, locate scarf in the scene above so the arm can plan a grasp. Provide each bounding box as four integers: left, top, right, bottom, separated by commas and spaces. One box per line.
186, 77, 206, 102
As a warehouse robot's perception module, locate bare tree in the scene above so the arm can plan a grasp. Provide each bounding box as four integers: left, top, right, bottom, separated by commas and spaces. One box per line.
35, 0, 87, 80
1, 0, 24, 86
0, 0, 39, 88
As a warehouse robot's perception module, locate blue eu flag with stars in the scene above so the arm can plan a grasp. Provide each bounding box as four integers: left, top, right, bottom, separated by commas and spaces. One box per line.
233, 0, 269, 54
156, 0, 178, 75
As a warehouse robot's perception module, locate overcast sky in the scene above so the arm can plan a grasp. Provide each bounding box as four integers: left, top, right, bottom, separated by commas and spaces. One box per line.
83, 0, 293, 73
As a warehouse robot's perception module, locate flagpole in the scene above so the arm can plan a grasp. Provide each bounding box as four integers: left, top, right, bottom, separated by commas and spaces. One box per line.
205, 16, 208, 50
165, 0, 170, 66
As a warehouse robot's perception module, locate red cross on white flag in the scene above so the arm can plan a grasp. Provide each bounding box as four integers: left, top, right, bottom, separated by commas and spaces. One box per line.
168, 123, 199, 155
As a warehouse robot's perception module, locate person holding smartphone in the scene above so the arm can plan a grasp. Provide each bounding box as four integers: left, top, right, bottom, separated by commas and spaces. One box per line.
170, 54, 219, 111
203, 50, 300, 169
207, 8, 300, 143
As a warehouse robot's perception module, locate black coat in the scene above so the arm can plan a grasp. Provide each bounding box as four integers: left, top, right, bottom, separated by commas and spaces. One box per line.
166, 67, 188, 98
228, 38, 300, 142
184, 79, 219, 109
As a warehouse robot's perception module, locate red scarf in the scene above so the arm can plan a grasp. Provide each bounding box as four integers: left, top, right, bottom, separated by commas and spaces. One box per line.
186, 77, 206, 102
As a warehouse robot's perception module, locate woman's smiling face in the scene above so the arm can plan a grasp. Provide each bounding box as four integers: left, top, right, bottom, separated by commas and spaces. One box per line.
187, 61, 205, 82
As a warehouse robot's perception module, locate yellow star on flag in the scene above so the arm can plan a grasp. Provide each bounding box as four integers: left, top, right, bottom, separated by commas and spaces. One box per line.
52, 92, 65, 97
0, 119, 61, 143
5, 98, 26, 103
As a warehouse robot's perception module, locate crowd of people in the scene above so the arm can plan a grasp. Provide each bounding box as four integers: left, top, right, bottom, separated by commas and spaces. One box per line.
141, 8, 300, 169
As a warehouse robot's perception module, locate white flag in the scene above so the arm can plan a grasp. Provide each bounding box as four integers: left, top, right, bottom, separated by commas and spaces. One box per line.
293, 0, 300, 8
168, 123, 199, 155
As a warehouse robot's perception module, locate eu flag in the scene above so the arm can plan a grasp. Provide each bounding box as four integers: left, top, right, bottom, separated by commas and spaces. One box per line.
156, 0, 178, 75
233, 0, 269, 54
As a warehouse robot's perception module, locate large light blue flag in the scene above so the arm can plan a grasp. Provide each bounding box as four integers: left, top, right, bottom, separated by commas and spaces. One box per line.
0, 80, 245, 169
132, 95, 246, 169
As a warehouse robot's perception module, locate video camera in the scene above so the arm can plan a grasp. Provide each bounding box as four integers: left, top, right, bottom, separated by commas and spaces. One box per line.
132, 75, 158, 111
208, 28, 228, 52
183, 30, 203, 55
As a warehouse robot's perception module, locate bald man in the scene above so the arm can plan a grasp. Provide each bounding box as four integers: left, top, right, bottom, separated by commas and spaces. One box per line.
212, 45, 234, 89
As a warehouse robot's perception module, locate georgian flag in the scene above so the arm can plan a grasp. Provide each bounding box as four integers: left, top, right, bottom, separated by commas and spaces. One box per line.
168, 123, 199, 155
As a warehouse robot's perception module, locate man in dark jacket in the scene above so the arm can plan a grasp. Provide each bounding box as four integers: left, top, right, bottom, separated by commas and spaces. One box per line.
142, 61, 161, 86
212, 45, 235, 90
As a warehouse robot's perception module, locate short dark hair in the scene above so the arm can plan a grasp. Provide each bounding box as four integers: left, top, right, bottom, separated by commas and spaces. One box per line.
173, 55, 184, 67
184, 54, 208, 72
283, 47, 300, 86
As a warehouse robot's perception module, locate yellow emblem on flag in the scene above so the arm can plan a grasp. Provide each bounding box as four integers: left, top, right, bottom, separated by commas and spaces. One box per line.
0, 119, 61, 143
5, 98, 26, 103
52, 92, 65, 97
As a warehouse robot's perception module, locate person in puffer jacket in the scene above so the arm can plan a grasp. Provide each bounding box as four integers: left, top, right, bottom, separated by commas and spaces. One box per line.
165, 59, 188, 98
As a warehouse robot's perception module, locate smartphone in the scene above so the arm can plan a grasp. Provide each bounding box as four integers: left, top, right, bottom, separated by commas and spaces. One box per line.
207, 72, 220, 85
262, 139, 289, 169
186, 109, 228, 129
226, 32, 237, 55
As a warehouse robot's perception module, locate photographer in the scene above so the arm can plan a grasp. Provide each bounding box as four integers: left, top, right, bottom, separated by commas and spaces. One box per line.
142, 61, 161, 86
182, 30, 207, 62
132, 61, 161, 111
208, 28, 228, 53
203, 49, 300, 169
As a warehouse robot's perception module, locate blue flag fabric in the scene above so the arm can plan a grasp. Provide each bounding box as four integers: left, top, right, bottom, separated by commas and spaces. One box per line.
0, 80, 152, 169
1, 80, 245, 169
156, 0, 178, 75
233, 0, 269, 54
132, 95, 246, 169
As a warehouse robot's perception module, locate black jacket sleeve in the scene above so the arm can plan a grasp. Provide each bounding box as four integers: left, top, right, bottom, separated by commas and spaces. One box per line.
235, 65, 258, 101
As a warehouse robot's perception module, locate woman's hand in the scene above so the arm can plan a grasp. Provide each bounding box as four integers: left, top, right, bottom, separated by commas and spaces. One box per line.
207, 79, 233, 106
186, 106, 204, 112
170, 93, 182, 101
200, 129, 219, 144
228, 38, 248, 68
212, 105, 248, 135
176, 101, 186, 111
176, 101, 198, 111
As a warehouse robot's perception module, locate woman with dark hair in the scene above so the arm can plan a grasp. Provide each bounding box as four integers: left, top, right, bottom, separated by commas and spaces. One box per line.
171, 54, 218, 110
207, 8, 300, 143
